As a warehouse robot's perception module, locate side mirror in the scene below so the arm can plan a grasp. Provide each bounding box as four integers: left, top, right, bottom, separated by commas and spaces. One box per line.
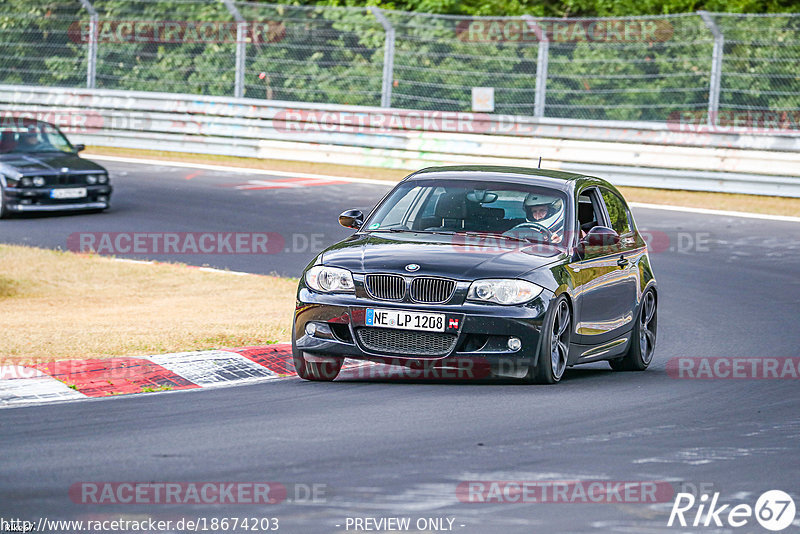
576, 226, 620, 257
338, 209, 363, 229
73, 144, 85, 152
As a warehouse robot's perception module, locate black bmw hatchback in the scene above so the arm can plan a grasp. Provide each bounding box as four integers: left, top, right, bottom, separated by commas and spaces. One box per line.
0, 119, 112, 217
293, 166, 657, 384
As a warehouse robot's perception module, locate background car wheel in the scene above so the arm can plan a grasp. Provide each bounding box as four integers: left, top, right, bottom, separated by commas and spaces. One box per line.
526, 295, 571, 384
291, 334, 343, 382
609, 289, 657, 371
0, 184, 8, 219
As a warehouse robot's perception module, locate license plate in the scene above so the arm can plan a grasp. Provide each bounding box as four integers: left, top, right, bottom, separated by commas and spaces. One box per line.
51, 188, 87, 199
366, 308, 445, 332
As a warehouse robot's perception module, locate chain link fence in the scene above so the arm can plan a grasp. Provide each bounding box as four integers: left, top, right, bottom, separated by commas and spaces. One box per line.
1, 0, 799, 124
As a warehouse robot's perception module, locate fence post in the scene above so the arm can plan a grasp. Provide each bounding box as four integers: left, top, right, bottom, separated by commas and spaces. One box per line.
699, 11, 723, 127
222, 0, 246, 99
78, 0, 98, 89
523, 15, 549, 118
369, 7, 395, 108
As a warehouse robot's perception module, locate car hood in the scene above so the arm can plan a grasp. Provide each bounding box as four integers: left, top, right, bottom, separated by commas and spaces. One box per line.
0, 152, 105, 177
321, 232, 566, 282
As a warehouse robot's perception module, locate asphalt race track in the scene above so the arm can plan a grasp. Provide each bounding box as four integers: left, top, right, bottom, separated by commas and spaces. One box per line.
0, 159, 387, 277
1, 159, 799, 533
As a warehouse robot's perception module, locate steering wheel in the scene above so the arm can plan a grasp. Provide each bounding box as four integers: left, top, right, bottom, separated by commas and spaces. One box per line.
504, 222, 553, 242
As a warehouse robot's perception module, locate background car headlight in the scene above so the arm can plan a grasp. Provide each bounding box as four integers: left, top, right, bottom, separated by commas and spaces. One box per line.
32, 176, 46, 187
305, 266, 355, 293
467, 279, 543, 305
19, 177, 33, 187
86, 175, 98, 184
98, 173, 108, 184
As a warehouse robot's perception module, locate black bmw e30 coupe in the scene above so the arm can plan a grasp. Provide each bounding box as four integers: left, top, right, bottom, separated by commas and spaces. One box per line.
0, 119, 112, 218
293, 166, 657, 384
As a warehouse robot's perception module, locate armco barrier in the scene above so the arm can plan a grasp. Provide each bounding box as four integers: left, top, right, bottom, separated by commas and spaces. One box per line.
2, 85, 800, 197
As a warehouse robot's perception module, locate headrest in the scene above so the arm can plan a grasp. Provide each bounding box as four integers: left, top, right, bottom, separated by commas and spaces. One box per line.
435, 194, 467, 219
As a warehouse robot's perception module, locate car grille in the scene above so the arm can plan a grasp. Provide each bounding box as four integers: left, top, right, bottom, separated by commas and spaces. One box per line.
365, 274, 406, 300
53, 175, 85, 185
356, 328, 457, 357
410, 277, 456, 303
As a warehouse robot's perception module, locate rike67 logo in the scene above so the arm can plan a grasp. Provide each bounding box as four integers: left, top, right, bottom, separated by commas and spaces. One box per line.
668, 490, 796, 531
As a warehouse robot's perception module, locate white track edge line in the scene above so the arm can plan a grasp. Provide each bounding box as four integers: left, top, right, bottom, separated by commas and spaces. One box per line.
86, 153, 397, 185
87, 153, 799, 222
628, 202, 800, 223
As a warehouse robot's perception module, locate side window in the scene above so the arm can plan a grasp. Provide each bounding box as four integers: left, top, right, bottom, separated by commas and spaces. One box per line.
577, 188, 605, 234
600, 188, 632, 236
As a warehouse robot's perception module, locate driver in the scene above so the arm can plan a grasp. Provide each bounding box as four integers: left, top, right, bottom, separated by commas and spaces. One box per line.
504, 193, 563, 244
18, 132, 39, 150
523, 193, 559, 222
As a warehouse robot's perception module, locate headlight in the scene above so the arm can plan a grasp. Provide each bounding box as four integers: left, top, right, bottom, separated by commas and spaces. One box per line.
98, 174, 108, 184
32, 176, 46, 187
20, 177, 33, 187
86, 175, 98, 184
467, 279, 543, 305
305, 266, 355, 293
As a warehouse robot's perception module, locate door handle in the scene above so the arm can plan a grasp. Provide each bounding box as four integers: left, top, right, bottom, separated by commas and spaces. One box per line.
617, 256, 629, 268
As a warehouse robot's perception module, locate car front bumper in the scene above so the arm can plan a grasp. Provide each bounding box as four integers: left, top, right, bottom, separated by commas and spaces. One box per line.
293, 287, 553, 377
3, 185, 112, 212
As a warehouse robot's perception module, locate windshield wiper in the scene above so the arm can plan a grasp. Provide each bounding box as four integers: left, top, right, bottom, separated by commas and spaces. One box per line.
370, 228, 456, 236
455, 231, 542, 244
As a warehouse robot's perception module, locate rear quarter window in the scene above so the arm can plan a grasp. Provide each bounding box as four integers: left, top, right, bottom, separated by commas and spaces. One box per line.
600, 188, 633, 236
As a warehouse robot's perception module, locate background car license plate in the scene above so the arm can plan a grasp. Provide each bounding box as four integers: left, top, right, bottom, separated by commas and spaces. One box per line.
51, 188, 87, 199
366, 308, 445, 332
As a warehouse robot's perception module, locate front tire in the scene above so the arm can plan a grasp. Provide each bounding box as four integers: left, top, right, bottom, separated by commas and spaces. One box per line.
292, 327, 343, 382
609, 289, 657, 371
293, 351, 343, 381
525, 295, 571, 384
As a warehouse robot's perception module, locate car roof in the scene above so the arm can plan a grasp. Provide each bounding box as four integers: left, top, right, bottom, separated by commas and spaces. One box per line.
403, 165, 611, 193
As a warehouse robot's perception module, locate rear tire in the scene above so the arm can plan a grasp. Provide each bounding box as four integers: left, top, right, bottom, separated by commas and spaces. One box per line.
609, 289, 657, 371
525, 295, 571, 384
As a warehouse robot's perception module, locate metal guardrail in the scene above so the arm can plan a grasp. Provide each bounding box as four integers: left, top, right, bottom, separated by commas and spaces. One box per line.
2, 85, 800, 197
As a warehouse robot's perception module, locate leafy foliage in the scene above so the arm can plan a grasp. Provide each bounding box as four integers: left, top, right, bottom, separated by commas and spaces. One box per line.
0, 1, 798, 121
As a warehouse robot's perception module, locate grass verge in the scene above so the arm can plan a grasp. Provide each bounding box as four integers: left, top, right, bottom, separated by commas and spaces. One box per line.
86, 146, 800, 217
0, 244, 296, 363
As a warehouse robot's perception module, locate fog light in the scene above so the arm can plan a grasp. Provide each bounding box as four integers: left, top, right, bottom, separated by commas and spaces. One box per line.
305, 323, 317, 337
507, 337, 522, 351
98, 195, 108, 202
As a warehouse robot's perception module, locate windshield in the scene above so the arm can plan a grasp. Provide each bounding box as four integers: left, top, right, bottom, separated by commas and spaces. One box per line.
0, 122, 74, 154
364, 178, 571, 245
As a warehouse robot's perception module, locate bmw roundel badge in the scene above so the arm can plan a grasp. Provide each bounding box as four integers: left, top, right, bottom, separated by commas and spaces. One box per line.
405, 263, 420, 272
